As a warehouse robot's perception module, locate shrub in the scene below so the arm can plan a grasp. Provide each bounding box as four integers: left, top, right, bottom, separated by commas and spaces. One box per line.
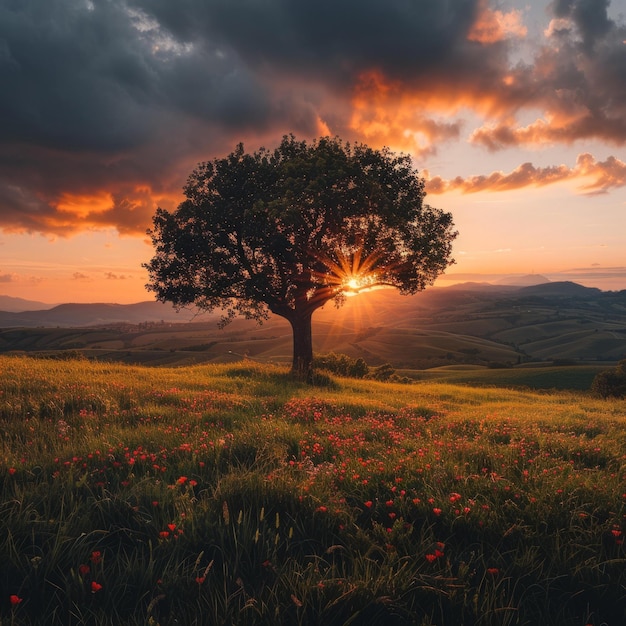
366, 363, 396, 381
312, 353, 369, 378
591, 360, 626, 398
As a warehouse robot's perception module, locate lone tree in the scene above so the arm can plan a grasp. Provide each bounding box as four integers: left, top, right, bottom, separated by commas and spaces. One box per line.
144, 135, 457, 378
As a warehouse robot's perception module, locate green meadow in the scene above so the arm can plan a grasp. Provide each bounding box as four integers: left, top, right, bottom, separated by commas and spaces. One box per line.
1, 354, 626, 625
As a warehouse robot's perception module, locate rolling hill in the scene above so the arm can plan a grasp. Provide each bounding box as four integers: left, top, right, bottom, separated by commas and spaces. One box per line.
0, 282, 625, 369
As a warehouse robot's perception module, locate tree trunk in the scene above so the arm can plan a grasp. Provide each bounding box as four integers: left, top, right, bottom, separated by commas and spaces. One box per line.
288, 311, 313, 380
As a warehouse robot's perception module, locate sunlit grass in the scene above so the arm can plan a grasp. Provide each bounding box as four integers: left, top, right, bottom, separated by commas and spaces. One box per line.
1, 355, 626, 625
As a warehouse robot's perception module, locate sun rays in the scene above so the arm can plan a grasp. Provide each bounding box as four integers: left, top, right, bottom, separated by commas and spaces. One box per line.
311, 247, 386, 297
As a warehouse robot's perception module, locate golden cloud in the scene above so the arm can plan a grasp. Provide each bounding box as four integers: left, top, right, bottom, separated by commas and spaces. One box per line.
426, 153, 626, 195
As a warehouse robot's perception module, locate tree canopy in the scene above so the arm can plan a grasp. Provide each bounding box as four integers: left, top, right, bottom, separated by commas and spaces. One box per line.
144, 135, 457, 377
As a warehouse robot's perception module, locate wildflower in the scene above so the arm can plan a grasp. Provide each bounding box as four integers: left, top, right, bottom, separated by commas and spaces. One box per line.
432, 508, 442, 516
177, 476, 188, 485
8, 467, 16, 475
168, 523, 177, 532
487, 568, 500, 576
195, 576, 206, 585
10, 595, 22, 606
425, 554, 437, 563
78, 564, 90, 576
316, 506, 328, 513
90, 551, 102, 564
91, 581, 103, 593
364, 500, 373, 508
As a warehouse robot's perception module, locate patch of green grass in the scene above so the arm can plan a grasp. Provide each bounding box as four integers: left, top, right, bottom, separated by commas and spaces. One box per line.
405, 364, 606, 390
1, 355, 626, 625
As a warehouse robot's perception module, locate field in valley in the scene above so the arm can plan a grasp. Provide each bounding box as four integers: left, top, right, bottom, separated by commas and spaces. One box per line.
1, 355, 626, 625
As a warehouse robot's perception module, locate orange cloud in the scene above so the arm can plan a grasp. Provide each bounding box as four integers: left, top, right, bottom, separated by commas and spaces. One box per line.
349, 71, 465, 156
467, 0, 527, 44
23, 186, 180, 237
426, 153, 626, 195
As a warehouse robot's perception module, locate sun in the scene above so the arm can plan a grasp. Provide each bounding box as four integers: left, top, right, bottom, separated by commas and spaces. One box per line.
346, 277, 362, 291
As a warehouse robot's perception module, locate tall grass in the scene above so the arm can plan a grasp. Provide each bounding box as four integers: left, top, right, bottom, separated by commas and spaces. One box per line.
1, 355, 625, 625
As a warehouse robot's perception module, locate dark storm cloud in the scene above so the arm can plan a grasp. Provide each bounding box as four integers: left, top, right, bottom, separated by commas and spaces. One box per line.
0, 0, 625, 236
141, 0, 481, 83
0, 0, 491, 234
551, 0, 612, 51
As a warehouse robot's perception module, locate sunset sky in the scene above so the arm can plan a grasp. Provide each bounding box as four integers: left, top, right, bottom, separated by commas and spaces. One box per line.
1, 0, 625, 304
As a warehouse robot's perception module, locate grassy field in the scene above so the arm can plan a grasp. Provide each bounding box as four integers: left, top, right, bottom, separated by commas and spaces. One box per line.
1, 355, 626, 625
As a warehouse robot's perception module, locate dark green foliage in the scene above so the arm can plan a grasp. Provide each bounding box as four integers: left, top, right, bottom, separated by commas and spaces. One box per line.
312, 352, 370, 378
591, 360, 626, 398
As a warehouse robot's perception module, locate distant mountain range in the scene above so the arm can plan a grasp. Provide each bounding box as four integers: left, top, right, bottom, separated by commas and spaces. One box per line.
0, 294, 54, 313
0, 300, 202, 327
0, 281, 617, 328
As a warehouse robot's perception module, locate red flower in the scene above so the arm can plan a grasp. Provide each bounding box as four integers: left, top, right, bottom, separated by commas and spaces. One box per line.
195, 576, 206, 585
90, 551, 102, 564
432, 508, 442, 516
9, 595, 22, 606
364, 500, 373, 508
425, 554, 437, 563
177, 476, 188, 485
78, 564, 90, 576
316, 506, 328, 513
8, 467, 16, 475
91, 581, 103, 593
487, 568, 500, 576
